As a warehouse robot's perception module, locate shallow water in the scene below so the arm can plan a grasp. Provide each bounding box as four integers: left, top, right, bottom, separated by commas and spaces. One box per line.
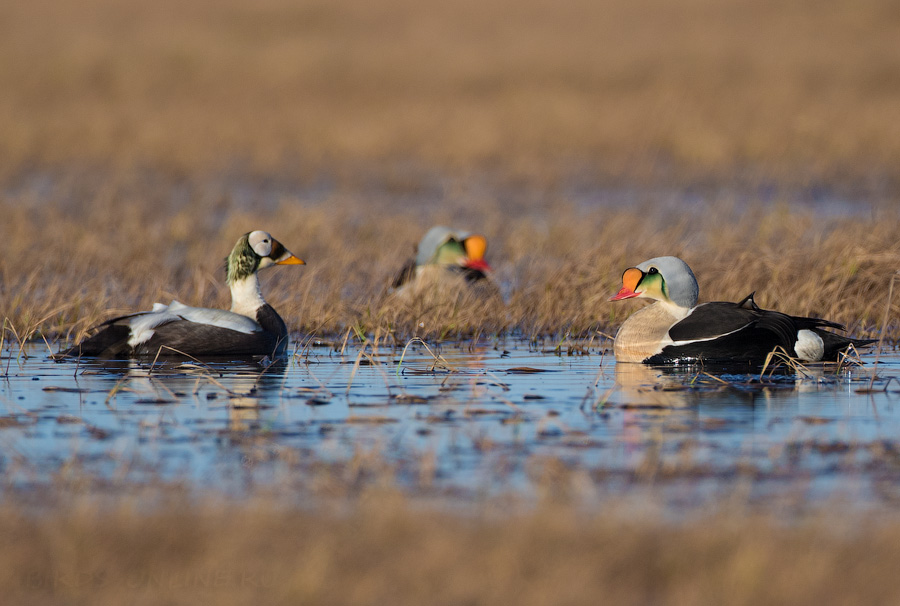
2, 341, 900, 512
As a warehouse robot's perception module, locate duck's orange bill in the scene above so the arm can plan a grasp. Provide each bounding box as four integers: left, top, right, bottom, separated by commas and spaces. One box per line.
609, 267, 642, 301
464, 235, 491, 272
277, 254, 306, 265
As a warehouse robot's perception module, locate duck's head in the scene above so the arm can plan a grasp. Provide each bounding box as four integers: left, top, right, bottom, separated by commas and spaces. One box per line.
226, 230, 304, 285
609, 256, 699, 309
416, 226, 491, 273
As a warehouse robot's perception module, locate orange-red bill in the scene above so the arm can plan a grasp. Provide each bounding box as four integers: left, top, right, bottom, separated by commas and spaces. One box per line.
464, 234, 490, 272
608, 267, 643, 301
464, 258, 492, 272
464, 234, 487, 262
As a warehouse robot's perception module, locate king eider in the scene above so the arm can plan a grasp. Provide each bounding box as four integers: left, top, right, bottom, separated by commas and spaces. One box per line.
63, 231, 304, 359
609, 256, 874, 365
391, 226, 492, 289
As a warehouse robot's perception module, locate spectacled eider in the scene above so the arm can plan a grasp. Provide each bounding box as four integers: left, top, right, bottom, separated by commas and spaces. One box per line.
63, 230, 304, 359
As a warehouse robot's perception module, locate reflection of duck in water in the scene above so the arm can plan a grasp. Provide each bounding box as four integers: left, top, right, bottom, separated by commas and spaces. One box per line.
228, 397, 261, 434
391, 226, 493, 290
609, 256, 873, 365
612, 362, 764, 409
63, 231, 304, 359
221, 363, 290, 468
613, 362, 699, 408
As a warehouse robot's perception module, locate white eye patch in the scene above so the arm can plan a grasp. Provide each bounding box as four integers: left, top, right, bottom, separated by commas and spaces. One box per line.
248, 230, 273, 257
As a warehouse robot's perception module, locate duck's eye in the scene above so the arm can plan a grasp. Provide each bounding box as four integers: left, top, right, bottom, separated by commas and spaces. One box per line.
648, 267, 658, 275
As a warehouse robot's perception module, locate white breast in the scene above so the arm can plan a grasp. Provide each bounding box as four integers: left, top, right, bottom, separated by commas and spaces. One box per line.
613, 304, 681, 363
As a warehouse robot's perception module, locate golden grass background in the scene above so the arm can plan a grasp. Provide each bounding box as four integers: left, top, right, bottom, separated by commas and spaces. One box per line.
1, 0, 899, 342
2, 0, 899, 182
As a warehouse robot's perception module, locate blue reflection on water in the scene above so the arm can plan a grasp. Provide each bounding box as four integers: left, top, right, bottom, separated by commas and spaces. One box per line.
1, 342, 899, 510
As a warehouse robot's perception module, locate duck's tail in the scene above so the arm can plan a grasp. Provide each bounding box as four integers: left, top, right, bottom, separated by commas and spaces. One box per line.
812, 329, 877, 361
59, 322, 132, 358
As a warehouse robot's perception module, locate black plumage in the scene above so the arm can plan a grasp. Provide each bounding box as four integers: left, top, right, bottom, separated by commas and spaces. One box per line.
455, 265, 489, 283
391, 258, 417, 289
648, 294, 872, 364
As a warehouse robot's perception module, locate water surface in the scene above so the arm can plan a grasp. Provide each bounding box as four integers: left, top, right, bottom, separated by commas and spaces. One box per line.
2, 341, 899, 513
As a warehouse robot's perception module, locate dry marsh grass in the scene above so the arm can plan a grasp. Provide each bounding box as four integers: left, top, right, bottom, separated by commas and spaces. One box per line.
1, 176, 898, 344
5, 491, 900, 605
0, 0, 899, 182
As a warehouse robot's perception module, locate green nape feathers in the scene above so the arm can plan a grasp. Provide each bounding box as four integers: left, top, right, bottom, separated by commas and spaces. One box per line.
225, 234, 260, 285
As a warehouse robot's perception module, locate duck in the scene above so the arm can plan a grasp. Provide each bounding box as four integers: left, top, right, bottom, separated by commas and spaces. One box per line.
608, 256, 873, 365
391, 226, 491, 289
62, 230, 304, 359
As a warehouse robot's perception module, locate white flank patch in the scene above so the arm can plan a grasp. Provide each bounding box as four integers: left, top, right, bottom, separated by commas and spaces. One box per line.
126, 300, 261, 347
794, 329, 825, 362
126, 310, 182, 347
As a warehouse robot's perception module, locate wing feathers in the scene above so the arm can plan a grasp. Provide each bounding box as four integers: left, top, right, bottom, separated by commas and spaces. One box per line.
653, 297, 870, 364
667, 302, 756, 343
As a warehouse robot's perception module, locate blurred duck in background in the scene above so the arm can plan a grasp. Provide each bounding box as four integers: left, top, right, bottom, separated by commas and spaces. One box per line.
392, 226, 492, 289
609, 256, 873, 365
